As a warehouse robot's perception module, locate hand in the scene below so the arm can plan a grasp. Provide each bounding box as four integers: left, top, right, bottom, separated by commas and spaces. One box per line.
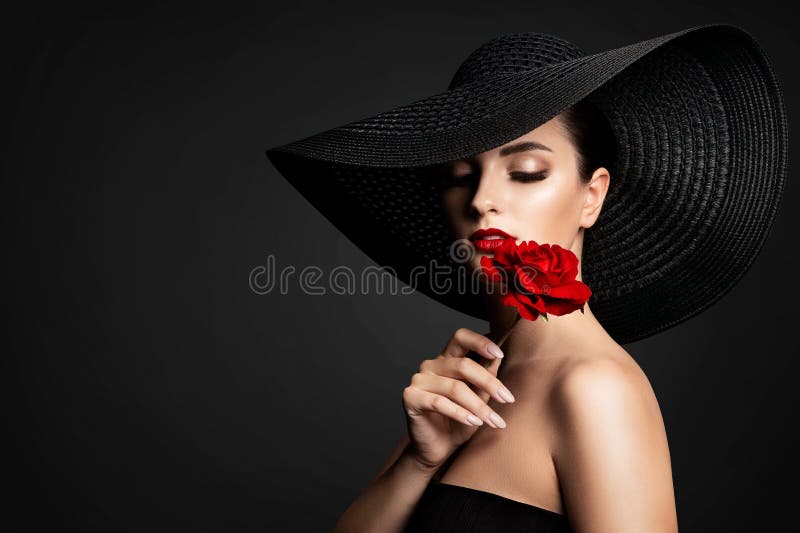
401, 327, 516, 471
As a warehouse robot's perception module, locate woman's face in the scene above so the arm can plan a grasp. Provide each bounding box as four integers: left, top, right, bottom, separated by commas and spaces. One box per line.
441, 114, 609, 274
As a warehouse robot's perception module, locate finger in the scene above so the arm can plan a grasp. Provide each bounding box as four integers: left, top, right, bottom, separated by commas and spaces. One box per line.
464, 333, 504, 404
411, 373, 508, 429
441, 327, 504, 361
478, 356, 504, 403
403, 386, 484, 427
420, 357, 515, 404
463, 330, 499, 368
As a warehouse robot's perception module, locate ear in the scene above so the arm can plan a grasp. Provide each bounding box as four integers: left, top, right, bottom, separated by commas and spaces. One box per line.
580, 167, 610, 229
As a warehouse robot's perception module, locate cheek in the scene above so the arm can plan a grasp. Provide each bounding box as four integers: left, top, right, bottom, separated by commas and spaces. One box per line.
443, 189, 470, 227
513, 177, 582, 242
442, 189, 464, 214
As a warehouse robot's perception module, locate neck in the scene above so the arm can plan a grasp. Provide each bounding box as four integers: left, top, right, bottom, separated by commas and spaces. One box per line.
484, 281, 606, 366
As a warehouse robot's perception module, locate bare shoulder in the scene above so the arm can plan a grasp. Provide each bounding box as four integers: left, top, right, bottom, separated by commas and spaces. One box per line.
548, 349, 668, 454
550, 350, 662, 424
546, 350, 678, 531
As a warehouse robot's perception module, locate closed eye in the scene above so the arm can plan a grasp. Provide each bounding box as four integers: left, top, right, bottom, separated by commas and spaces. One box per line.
439, 169, 548, 188
440, 171, 477, 189
510, 171, 549, 183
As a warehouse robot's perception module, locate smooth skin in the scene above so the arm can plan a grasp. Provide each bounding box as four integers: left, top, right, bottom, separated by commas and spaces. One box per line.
332, 329, 508, 533
333, 115, 678, 533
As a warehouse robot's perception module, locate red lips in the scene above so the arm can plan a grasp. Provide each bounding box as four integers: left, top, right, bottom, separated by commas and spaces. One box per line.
469, 228, 515, 252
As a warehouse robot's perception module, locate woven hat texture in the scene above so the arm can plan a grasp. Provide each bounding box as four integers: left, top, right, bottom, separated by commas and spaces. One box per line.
265, 23, 788, 345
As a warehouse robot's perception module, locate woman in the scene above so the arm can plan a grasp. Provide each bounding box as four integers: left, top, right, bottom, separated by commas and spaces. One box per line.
266, 23, 787, 532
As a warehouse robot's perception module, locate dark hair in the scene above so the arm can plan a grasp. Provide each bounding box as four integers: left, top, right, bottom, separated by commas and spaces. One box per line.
558, 99, 618, 183
432, 100, 617, 192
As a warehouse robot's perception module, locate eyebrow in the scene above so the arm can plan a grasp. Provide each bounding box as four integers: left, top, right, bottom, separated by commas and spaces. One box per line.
446, 140, 553, 170
453, 141, 553, 166
498, 140, 553, 156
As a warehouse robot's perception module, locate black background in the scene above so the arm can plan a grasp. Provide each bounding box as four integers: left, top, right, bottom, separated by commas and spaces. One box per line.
4, 1, 798, 531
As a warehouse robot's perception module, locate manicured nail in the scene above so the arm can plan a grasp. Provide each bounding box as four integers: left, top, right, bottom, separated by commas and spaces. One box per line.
498, 386, 515, 403
489, 413, 507, 428
487, 343, 504, 358
467, 413, 483, 426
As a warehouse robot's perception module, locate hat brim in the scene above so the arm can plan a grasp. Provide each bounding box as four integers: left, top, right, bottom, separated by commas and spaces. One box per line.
265, 23, 788, 345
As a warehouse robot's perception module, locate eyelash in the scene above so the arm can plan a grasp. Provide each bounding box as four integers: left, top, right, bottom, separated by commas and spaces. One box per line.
510, 171, 549, 183
441, 170, 549, 188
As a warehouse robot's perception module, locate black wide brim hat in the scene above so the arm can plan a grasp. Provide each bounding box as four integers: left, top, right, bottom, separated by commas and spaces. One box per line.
265, 23, 788, 345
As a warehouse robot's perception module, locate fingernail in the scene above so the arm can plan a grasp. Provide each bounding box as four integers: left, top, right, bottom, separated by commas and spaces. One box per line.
487, 343, 504, 358
467, 413, 483, 426
489, 413, 507, 429
498, 386, 515, 403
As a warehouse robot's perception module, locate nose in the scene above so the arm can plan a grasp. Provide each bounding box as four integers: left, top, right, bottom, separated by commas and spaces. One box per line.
469, 167, 503, 219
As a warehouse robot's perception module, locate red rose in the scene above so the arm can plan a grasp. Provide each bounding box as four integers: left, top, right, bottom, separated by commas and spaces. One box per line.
479, 239, 592, 322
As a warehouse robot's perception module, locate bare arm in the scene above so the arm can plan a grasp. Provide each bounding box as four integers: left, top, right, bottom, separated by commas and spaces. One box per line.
551, 359, 678, 532
333, 328, 511, 532
332, 438, 438, 533
370, 434, 411, 483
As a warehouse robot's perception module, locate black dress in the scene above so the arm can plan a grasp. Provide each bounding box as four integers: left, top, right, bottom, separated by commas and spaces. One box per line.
404, 480, 572, 532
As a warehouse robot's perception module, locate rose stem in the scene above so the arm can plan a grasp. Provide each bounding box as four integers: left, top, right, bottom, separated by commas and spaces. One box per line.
493, 311, 523, 352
